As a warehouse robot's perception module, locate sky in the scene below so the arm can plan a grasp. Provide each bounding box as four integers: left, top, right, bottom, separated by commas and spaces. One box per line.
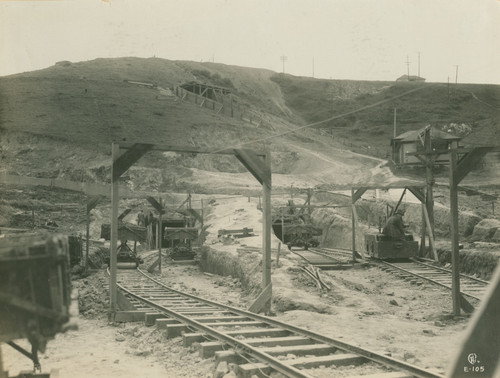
0, 0, 499, 84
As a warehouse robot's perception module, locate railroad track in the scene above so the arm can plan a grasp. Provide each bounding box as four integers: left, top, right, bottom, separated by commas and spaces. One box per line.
378, 259, 490, 304
114, 268, 443, 378
291, 247, 362, 269
301, 248, 489, 305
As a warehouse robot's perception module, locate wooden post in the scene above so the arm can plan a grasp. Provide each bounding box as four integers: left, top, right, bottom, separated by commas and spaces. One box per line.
281, 215, 285, 244
158, 198, 162, 274
277, 243, 281, 267
200, 198, 204, 246
110, 143, 119, 318
262, 151, 272, 314
424, 128, 436, 255
449, 148, 461, 316
86, 210, 90, 271
351, 189, 356, 263
422, 205, 438, 261
419, 203, 426, 257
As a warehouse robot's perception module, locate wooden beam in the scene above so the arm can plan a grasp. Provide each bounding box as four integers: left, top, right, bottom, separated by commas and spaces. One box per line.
234, 149, 271, 186
407, 186, 425, 204
86, 196, 101, 213
448, 263, 500, 376
351, 189, 357, 263
146, 196, 164, 214
113, 143, 153, 180
261, 151, 272, 314
117, 208, 132, 222
352, 188, 368, 203
454, 147, 492, 184
422, 205, 437, 261
109, 143, 119, 318
449, 148, 461, 316
118, 143, 265, 156
248, 283, 272, 314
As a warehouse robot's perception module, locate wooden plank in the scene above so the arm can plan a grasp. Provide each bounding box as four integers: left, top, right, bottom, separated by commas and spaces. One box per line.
449, 148, 461, 316
448, 262, 500, 377
110, 143, 119, 317
422, 205, 438, 261
352, 187, 368, 203
455, 147, 492, 184
248, 283, 272, 314
113, 143, 153, 180
256, 343, 336, 356
233, 149, 271, 186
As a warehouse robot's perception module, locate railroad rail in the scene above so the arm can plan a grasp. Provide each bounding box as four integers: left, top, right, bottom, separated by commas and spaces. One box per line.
114, 268, 443, 378
379, 259, 490, 304
297, 247, 489, 304
292, 247, 357, 269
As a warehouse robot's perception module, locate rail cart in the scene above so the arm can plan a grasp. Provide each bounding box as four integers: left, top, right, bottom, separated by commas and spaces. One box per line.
0, 233, 73, 377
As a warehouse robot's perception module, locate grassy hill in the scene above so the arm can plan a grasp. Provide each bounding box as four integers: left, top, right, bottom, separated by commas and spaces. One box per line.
0, 57, 499, 185
271, 74, 500, 157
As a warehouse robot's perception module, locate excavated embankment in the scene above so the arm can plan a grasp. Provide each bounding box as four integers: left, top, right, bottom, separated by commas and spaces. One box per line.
198, 245, 336, 313
310, 200, 499, 280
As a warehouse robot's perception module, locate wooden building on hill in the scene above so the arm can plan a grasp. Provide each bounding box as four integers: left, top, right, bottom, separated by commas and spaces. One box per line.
391, 126, 461, 166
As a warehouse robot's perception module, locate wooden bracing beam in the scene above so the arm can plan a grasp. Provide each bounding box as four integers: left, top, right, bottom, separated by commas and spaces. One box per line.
113, 143, 153, 180
234, 149, 271, 187
454, 147, 493, 185
351, 188, 368, 203
407, 186, 425, 204
146, 197, 164, 214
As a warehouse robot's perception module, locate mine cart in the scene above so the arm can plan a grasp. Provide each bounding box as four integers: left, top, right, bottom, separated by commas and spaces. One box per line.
164, 227, 199, 260
0, 233, 72, 377
275, 223, 321, 250
100, 223, 146, 269
364, 231, 418, 260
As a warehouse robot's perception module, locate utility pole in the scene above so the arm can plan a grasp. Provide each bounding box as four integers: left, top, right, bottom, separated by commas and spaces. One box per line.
406, 56, 411, 79
454, 65, 459, 85
280, 55, 288, 74
393, 108, 397, 138
447, 76, 450, 102
417, 51, 421, 78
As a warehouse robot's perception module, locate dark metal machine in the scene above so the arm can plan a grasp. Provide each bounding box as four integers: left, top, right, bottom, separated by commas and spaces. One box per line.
364, 231, 418, 259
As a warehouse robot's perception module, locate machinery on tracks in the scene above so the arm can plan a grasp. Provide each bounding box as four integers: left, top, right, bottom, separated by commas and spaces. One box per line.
272, 200, 322, 250
101, 222, 146, 269
0, 233, 74, 377
364, 231, 418, 260
113, 268, 443, 378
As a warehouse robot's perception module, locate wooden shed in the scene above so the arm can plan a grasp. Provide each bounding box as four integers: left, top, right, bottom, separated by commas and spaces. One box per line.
391, 126, 461, 165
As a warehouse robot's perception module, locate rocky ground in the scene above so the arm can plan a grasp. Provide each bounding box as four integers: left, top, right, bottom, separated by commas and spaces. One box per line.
3, 195, 494, 378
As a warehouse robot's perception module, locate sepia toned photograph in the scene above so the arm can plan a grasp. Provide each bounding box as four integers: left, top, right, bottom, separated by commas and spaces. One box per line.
0, 1, 499, 377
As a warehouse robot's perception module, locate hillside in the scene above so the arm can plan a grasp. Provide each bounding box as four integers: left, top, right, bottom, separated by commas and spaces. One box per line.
271, 74, 500, 158
0, 57, 499, 192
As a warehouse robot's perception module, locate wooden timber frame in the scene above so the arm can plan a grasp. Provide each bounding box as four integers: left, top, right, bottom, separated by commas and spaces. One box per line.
109, 143, 272, 319
447, 146, 497, 316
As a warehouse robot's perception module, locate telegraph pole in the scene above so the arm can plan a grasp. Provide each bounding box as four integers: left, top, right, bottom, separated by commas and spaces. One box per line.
280, 55, 288, 74
417, 51, 421, 78
406, 56, 411, 79
454, 65, 459, 85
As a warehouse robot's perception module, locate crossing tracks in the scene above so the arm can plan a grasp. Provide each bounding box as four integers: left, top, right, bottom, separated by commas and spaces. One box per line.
114, 268, 443, 378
